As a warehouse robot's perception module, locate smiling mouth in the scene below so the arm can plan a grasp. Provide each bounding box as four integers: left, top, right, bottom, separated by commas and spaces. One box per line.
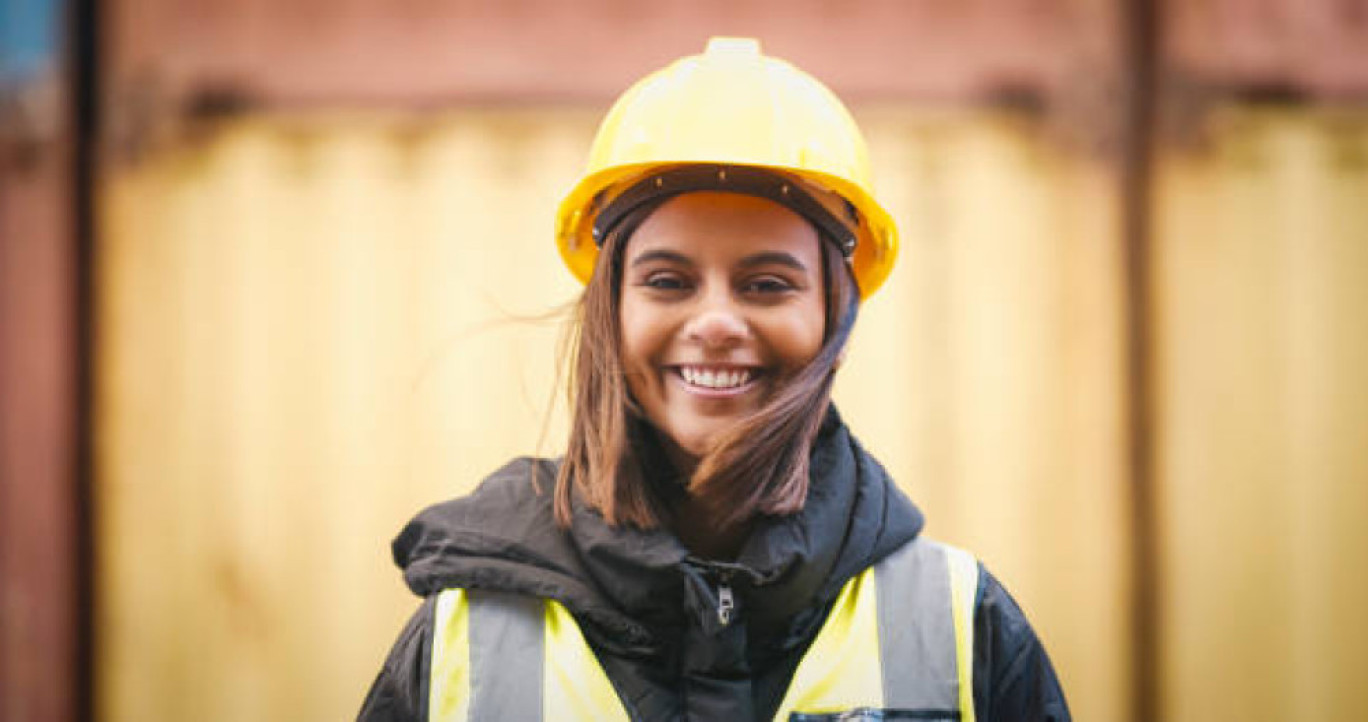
676, 365, 757, 390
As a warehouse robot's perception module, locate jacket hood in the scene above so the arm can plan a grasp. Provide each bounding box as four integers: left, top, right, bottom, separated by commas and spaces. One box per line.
391, 408, 923, 660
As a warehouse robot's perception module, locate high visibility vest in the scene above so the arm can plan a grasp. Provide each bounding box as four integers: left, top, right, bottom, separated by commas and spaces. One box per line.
428, 538, 978, 722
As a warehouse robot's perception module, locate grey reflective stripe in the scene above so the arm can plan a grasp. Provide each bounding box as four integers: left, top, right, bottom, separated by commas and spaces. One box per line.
467, 590, 543, 721
875, 538, 966, 711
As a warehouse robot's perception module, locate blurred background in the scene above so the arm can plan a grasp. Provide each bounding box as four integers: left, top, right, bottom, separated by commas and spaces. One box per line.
2, 1, 1366, 720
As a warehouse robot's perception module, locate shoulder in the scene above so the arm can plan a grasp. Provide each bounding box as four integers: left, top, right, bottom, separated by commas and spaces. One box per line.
971, 566, 1072, 721
390, 456, 565, 594
872, 539, 1071, 720
358, 596, 437, 722
399, 457, 558, 541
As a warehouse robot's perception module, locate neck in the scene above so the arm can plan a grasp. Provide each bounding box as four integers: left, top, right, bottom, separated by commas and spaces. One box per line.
670, 493, 754, 560
640, 424, 753, 559
660, 437, 699, 480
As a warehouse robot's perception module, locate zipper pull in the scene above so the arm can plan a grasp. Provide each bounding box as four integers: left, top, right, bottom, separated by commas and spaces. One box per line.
716, 583, 735, 626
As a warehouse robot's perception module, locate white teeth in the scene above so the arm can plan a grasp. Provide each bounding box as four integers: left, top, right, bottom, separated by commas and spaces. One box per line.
681, 367, 751, 389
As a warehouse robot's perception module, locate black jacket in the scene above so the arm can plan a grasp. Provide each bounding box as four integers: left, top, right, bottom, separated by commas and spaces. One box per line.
359, 413, 1069, 721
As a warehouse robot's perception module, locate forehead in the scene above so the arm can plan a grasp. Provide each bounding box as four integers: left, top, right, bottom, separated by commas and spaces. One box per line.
626, 192, 823, 257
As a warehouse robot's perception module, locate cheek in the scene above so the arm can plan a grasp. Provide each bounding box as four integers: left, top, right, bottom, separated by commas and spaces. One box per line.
619, 304, 665, 379
776, 299, 827, 367
786, 324, 825, 367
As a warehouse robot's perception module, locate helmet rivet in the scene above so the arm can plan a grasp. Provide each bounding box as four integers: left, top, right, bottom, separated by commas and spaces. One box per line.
780, 184, 790, 196
654, 177, 663, 188
718, 168, 727, 183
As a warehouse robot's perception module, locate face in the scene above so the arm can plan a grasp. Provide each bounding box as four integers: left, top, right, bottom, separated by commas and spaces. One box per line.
619, 192, 827, 462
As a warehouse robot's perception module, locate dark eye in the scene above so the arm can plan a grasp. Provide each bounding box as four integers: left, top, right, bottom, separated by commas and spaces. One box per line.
642, 273, 689, 291
742, 276, 795, 294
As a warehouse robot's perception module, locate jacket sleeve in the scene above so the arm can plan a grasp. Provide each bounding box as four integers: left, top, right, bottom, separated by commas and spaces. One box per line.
358, 596, 435, 722
971, 566, 1071, 722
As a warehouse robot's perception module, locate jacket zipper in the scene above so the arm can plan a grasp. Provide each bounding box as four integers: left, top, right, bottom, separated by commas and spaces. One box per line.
716, 583, 735, 626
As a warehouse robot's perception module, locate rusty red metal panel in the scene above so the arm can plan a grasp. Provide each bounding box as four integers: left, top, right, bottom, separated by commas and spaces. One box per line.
0, 103, 79, 722
1, 0, 81, 716
103, 0, 1368, 130
105, 0, 1105, 107
1167, 0, 1368, 97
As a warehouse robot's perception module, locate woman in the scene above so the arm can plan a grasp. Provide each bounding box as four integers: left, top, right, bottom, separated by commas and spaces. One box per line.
360, 38, 1069, 722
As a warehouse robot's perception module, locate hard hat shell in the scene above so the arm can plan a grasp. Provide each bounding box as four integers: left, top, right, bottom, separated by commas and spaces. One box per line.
555, 37, 899, 298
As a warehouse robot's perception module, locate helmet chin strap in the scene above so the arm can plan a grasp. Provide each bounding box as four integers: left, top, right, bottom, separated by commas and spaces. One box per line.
591, 164, 861, 260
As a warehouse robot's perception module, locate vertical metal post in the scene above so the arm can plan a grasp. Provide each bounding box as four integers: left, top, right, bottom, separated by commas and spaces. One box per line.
1120, 0, 1160, 719
71, 0, 98, 717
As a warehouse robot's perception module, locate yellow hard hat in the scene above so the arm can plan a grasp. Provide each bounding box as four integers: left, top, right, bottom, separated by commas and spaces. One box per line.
555, 37, 899, 298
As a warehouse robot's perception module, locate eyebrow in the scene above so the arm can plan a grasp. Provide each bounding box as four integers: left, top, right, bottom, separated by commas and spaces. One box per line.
628, 249, 810, 273
629, 249, 693, 268
737, 251, 810, 273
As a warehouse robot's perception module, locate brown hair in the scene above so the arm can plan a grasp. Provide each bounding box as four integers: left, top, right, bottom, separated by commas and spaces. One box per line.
553, 198, 860, 530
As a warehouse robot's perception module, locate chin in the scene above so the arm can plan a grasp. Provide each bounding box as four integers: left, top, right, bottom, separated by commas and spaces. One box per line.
669, 422, 732, 458
676, 438, 712, 458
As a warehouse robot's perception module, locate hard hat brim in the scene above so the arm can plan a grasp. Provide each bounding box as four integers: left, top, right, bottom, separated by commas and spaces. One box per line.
556, 160, 898, 298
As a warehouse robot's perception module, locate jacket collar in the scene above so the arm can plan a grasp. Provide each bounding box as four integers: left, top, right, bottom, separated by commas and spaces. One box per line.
392, 406, 923, 657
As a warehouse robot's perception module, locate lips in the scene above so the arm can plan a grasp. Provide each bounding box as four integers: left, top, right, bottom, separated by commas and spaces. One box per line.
672, 364, 761, 393
679, 365, 752, 389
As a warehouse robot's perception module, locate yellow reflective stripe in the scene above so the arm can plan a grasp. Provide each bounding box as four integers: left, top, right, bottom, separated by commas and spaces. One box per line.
543, 600, 630, 722
429, 589, 471, 722
945, 547, 979, 722
772, 568, 883, 719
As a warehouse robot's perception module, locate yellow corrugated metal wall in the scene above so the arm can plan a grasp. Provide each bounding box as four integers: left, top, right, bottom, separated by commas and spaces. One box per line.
98, 113, 592, 720
1154, 109, 1368, 720
96, 106, 1368, 721
847, 110, 1130, 721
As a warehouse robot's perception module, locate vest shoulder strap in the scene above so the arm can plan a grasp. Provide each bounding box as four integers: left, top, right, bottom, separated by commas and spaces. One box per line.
427, 588, 629, 722
775, 537, 980, 721
876, 538, 980, 721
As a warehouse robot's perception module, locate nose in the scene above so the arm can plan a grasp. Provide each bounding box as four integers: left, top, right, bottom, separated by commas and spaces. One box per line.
683, 293, 748, 350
